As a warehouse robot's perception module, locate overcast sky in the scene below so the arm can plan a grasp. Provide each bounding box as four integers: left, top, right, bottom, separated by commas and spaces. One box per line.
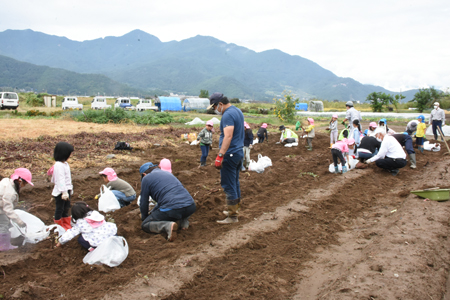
2, 0, 449, 92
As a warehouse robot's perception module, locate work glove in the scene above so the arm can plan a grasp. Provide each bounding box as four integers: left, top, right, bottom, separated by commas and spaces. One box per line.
365, 159, 372, 164
351, 155, 356, 159
94, 194, 99, 200
210, 144, 213, 150
341, 121, 346, 126
70, 190, 73, 196
215, 155, 223, 169
62, 191, 70, 200
249, 145, 253, 149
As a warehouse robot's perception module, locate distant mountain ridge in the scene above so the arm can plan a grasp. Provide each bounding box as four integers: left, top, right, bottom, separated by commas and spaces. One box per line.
0, 29, 418, 101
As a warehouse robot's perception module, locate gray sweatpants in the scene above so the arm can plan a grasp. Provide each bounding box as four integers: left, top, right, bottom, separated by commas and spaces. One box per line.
243, 146, 251, 168
0, 214, 11, 234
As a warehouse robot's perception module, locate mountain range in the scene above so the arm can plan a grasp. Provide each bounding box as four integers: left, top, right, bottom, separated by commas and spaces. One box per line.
0, 29, 418, 101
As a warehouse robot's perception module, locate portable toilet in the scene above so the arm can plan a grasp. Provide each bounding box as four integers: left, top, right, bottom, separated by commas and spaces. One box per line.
155, 97, 182, 112
183, 98, 210, 111
308, 101, 324, 112
295, 103, 308, 111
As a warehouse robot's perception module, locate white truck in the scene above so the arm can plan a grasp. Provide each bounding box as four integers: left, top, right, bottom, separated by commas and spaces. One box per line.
62, 97, 83, 110
136, 99, 158, 111
91, 97, 112, 110
0, 92, 19, 110
114, 97, 135, 110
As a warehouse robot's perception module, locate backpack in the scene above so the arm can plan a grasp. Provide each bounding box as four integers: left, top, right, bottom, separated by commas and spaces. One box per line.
114, 142, 133, 151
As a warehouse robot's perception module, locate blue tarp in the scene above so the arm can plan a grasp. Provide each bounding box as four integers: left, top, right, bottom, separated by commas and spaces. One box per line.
157, 97, 182, 112
295, 103, 308, 111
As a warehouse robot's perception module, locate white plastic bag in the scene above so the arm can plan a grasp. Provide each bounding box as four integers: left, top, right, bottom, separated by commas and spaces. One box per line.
98, 185, 121, 213
248, 159, 264, 173
328, 162, 349, 173
190, 140, 199, 146
253, 139, 259, 144
83, 236, 129, 267
10, 210, 65, 244
258, 154, 272, 168
424, 141, 441, 152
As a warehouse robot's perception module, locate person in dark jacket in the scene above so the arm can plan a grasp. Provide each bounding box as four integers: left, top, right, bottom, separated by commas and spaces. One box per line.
139, 162, 196, 242
393, 133, 416, 169
242, 123, 254, 171
257, 123, 268, 143
356, 136, 381, 161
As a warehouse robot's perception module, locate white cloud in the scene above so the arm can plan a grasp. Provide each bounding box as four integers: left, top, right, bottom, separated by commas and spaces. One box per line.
1, 0, 449, 91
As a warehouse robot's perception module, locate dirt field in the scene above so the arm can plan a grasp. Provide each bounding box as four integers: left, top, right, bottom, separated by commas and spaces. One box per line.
1, 120, 450, 300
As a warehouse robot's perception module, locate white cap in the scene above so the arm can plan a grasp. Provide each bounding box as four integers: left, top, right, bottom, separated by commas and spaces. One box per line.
434, 102, 440, 106
374, 127, 386, 136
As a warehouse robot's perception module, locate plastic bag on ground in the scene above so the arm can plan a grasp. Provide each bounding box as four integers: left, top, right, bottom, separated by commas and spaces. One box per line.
423, 141, 441, 151
328, 157, 358, 173
98, 185, 121, 213
83, 236, 129, 267
248, 159, 264, 173
184, 117, 205, 125
253, 139, 259, 144
190, 140, 199, 146
10, 210, 66, 244
257, 154, 272, 168
207, 117, 221, 125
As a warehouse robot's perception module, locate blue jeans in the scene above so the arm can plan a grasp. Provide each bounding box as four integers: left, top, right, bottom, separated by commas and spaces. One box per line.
432, 120, 444, 140
357, 152, 375, 160
200, 145, 210, 163
111, 190, 136, 208
143, 203, 196, 223
220, 152, 243, 204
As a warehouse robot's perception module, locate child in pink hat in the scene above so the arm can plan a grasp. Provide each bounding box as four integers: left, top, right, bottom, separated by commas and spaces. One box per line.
303, 118, 315, 151
197, 120, 214, 167
327, 114, 339, 147
257, 123, 268, 143
160, 158, 172, 173
98, 167, 136, 207
0, 168, 33, 251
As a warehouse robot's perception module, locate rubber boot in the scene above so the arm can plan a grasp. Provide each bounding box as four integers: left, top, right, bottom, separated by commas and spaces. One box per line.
329, 143, 333, 149
0, 233, 18, 251
409, 153, 417, 169
334, 166, 339, 174
307, 147, 313, 151
217, 204, 240, 224
62, 217, 72, 230
342, 165, 348, 174
143, 221, 178, 242
180, 218, 190, 230
434, 135, 438, 141
200, 161, 206, 167
241, 165, 246, 172
419, 146, 424, 154
54, 218, 64, 229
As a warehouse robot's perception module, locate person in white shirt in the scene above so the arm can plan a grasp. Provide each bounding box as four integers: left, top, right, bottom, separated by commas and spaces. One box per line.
49, 142, 74, 230
365, 128, 407, 176
429, 102, 446, 141
342, 101, 362, 128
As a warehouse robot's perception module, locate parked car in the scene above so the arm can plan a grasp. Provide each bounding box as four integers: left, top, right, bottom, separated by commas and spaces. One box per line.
114, 97, 134, 110
62, 97, 83, 110
0, 92, 19, 110
91, 97, 112, 110
136, 99, 158, 111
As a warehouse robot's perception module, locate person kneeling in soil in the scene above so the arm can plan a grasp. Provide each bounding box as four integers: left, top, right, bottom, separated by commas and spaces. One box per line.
98, 168, 136, 207
357, 136, 381, 162
331, 138, 355, 174
139, 162, 196, 242
0, 168, 34, 251
56, 202, 117, 251
365, 128, 407, 176
279, 125, 298, 144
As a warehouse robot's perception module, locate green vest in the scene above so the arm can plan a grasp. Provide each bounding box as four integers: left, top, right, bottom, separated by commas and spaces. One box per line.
283, 129, 298, 139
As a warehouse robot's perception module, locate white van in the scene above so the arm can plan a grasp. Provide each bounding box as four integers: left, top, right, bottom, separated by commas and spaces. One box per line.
91, 97, 111, 110
114, 97, 135, 110
62, 97, 83, 110
0, 92, 19, 110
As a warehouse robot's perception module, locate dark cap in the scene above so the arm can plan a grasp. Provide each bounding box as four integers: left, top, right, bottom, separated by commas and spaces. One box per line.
207, 92, 224, 110
279, 125, 285, 131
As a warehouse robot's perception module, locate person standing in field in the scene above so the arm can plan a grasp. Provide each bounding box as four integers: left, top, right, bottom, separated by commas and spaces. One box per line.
326, 114, 339, 147
429, 102, 445, 141
242, 122, 254, 171
208, 92, 245, 224
342, 101, 362, 128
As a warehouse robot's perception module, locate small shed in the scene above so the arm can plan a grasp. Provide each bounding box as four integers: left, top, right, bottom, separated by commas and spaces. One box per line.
155, 97, 182, 112
295, 103, 308, 111
183, 98, 210, 111
308, 101, 324, 112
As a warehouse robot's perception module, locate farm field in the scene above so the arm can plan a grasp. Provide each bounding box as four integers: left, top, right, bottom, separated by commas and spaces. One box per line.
1, 119, 450, 299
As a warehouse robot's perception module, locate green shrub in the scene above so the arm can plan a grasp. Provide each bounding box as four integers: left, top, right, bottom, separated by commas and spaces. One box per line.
71, 109, 173, 125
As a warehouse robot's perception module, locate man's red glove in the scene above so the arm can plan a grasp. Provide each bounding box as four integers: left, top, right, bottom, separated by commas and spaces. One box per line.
351, 155, 356, 159
215, 155, 223, 169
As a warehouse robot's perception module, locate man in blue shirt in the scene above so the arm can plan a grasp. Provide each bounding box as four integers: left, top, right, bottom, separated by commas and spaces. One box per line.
139, 162, 196, 242
208, 92, 245, 224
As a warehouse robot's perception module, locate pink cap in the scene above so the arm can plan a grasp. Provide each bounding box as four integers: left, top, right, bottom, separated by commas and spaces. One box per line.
261, 123, 268, 129
332, 114, 338, 119
369, 122, 378, 128
307, 118, 314, 125
245, 124, 251, 129
99, 168, 118, 181
206, 120, 214, 127
160, 158, 172, 173
11, 168, 34, 186
347, 138, 356, 145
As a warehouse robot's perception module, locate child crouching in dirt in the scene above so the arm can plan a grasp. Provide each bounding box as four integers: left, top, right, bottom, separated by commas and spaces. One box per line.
98, 168, 136, 207
197, 120, 214, 167
50, 142, 74, 230
56, 202, 117, 251
302, 118, 315, 151
330, 138, 355, 174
